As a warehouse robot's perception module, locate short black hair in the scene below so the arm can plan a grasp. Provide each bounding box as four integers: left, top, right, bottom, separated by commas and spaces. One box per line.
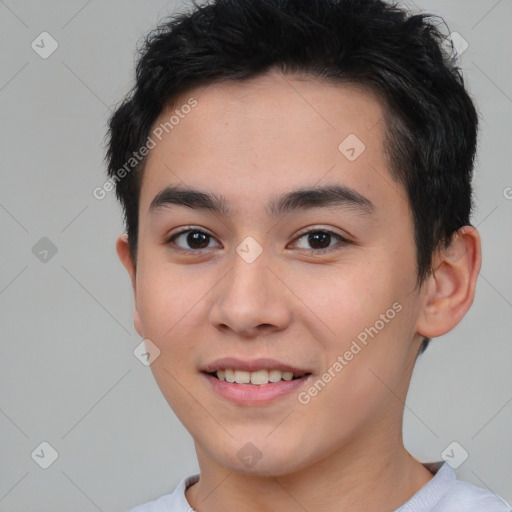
105, 0, 479, 355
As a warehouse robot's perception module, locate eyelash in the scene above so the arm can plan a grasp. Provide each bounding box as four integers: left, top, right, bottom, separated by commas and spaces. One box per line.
164, 226, 351, 255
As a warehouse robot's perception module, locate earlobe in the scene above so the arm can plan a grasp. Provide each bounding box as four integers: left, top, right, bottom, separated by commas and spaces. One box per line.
116, 234, 143, 337
416, 226, 482, 339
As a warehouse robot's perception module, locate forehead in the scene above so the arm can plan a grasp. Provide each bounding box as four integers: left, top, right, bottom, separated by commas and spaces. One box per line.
139, 71, 406, 220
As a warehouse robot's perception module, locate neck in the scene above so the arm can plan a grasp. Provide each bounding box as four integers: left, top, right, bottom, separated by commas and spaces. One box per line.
186, 426, 433, 512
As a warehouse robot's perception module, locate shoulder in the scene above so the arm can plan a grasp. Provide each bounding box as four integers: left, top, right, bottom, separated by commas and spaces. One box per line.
128, 474, 199, 512
437, 478, 511, 511
398, 463, 511, 512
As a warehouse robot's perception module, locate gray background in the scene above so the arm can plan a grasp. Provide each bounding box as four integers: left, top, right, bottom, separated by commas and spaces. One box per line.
0, 0, 510, 510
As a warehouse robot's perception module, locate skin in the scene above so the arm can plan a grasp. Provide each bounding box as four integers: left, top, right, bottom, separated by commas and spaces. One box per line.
117, 69, 481, 512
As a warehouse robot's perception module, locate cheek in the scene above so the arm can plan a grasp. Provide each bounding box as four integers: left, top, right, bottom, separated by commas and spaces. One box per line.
135, 262, 204, 365
287, 261, 383, 345
135, 266, 206, 410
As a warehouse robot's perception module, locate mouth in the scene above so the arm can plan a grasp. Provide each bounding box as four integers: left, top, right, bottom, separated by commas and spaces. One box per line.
201, 358, 313, 404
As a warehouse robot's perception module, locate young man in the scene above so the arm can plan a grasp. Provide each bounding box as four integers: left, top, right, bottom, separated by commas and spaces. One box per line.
105, 0, 510, 510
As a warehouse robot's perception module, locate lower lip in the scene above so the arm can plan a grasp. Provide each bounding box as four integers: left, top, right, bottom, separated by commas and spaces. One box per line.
203, 373, 312, 405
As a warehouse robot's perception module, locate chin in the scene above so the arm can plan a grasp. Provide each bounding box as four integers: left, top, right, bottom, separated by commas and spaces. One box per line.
205, 434, 314, 477
225, 453, 306, 478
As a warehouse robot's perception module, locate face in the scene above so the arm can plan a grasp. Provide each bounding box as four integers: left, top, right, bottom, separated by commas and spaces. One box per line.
120, 71, 428, 476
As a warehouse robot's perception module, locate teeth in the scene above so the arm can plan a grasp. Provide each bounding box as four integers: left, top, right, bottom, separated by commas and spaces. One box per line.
215, 369, 302, 385
250, 370, 268, 385
268, 370, 282, 383
235, 370, 250, 384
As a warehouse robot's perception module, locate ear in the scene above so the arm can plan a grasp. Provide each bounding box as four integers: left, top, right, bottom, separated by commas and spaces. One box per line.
416, 226, 482, 338
116, 234, 143, 337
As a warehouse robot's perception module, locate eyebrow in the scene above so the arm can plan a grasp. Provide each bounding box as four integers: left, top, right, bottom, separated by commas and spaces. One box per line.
148, 184, 375, 217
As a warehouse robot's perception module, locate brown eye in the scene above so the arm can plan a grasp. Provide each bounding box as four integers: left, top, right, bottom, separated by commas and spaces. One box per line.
291, 229, 350, 253
306, 231, 332, 249
183, 231, 210, 249
167, 229, 220, 252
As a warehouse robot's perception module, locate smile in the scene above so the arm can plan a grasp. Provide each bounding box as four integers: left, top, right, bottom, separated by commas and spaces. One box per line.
201, 358, 313, 404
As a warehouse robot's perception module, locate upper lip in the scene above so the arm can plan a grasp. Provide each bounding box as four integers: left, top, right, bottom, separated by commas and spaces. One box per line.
201, 357, 311, 375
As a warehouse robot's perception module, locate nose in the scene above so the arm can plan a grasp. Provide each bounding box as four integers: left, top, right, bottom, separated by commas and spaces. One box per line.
208, 249, 292, 339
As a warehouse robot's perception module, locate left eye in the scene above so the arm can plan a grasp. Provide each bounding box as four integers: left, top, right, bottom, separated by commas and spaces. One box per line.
291, 230, 349, 252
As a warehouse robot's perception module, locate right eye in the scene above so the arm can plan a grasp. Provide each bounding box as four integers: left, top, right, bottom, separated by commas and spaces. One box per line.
165, 228, 222, 253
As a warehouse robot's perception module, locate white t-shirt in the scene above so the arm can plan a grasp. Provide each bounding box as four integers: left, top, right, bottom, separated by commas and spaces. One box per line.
128, 462, 511, 511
